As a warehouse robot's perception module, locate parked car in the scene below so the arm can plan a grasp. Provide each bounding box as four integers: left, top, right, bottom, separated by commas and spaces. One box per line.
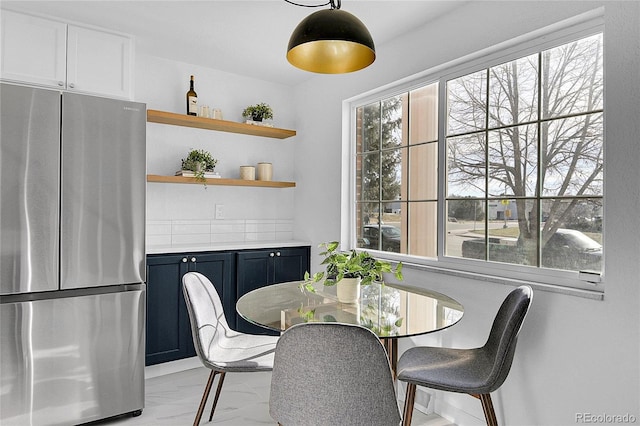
541, 228, 602, 271
461, 228, 602, 272
361, 225, 401, 252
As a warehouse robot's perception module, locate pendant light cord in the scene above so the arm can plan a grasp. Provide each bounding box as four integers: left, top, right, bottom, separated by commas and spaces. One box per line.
284, 0, 341, 9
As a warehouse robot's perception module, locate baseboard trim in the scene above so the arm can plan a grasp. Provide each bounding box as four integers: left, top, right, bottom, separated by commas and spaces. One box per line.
434, 396, 485, 426
145, 357, 202, 379
397, 381, 433, 415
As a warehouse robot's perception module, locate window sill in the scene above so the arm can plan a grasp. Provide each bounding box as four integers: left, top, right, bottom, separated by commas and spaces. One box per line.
377, 253, 604, 300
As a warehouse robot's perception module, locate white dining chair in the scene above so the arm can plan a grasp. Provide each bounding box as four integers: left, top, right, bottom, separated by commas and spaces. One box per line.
182, 272, 279, 425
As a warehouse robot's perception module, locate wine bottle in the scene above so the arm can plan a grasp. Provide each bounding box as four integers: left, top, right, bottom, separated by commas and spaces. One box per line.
186, 75, 197, 116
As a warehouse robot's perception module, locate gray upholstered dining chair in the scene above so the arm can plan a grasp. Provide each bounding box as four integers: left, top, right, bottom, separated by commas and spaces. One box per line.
182, 272, 279, 425
269, 322, 402, 426
397, 285, 533, 426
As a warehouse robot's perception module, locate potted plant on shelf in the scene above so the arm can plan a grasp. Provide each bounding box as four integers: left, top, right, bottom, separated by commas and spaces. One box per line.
302, 241, 403, 303
180, 148, 218, 183
242, 102, 273, 123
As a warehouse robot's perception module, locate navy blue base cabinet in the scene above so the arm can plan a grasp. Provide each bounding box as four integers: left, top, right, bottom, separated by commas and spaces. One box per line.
145, 246, 309, 365
236, 247, 310, 335
145, 252, 235, 366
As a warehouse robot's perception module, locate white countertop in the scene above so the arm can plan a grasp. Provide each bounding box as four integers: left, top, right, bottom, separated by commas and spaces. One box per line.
146, 240, 311, 255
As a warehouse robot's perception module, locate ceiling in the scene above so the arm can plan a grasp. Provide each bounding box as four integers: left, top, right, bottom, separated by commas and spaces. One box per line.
2, 1, 463, 86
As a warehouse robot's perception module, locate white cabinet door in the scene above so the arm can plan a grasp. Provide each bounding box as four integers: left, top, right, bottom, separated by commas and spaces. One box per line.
0, 10, 67, 88
67, 25, 132, 99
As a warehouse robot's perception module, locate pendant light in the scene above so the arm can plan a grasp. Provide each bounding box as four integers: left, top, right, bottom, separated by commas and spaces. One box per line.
286, 0, 375, 74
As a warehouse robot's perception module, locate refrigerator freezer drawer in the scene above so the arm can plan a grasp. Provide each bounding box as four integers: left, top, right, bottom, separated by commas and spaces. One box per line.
0, 288, 145, 425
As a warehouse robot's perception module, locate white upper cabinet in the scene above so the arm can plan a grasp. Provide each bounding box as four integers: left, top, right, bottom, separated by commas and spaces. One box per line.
1, 10, 133, 99
66, 26, 131, 99
1, 10, 67, 88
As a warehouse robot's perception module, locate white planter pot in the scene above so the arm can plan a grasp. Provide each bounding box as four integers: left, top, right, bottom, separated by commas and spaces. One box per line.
336, 277, 361, 303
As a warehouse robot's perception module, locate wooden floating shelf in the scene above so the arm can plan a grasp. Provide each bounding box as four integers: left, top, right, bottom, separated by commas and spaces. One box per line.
147, 174, 296, 188
147, 109, 296, 139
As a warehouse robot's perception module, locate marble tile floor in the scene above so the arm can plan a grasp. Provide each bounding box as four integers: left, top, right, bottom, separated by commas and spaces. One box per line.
97, 366, 454, 426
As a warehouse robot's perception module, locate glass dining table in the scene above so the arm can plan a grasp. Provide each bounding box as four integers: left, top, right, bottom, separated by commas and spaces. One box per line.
236, 280, 464, 375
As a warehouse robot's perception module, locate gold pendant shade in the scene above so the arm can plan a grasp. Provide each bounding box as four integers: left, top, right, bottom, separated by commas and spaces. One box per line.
287, 8, 375, 74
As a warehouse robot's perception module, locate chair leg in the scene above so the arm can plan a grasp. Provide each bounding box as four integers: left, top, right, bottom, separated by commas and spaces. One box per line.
402, 383, 417, 426
478, 393, 498, 426
194, 370, 217, 426
381, 338, 399, 379
208, 372, 226, 421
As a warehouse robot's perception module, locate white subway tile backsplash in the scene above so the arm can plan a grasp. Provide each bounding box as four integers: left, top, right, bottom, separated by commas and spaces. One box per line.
211, 220, 245, 234
172, 221, 210, 235
245, 220, 277, 233
245, 232, 276, 241
211, 233, 246, 243
147, 234, 172, 247
260, 232, 277, 241
276, 231, 294, 241
146, 218, 294, 249
172, 233, 211, 245
275, 221, 293, 232
147, 221, 172, 236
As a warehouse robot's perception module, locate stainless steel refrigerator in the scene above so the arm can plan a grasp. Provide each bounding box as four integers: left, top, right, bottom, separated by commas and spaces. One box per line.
0, 83, 146, 425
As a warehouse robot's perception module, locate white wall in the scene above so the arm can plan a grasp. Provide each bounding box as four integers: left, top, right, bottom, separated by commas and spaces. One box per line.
292, 1, 640, 424
135, 53, 298, 245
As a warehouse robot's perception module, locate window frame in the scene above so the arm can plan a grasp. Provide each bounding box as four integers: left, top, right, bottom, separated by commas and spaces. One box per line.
344, 12, 605, 294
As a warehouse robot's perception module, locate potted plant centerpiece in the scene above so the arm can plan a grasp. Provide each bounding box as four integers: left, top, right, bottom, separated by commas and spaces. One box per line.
302, 241, 403, 303
242, 102, 273, 123
180, 148, 218, 183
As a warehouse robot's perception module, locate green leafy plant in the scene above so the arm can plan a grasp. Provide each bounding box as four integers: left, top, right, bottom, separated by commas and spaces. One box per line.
242, 102, 273, 121
301, 241, 403, 292
181, 148, 218, 182
360, 303, 404, 337
297, 305, 316, 322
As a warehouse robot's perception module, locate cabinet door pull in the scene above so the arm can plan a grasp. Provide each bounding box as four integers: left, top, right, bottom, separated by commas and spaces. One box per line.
69, 83, 75, 88
191, 257, 197, 263
58, 81, 64, 87
276, 252, 281, 256
182, 257, 188, 263
269, 252, 275, 257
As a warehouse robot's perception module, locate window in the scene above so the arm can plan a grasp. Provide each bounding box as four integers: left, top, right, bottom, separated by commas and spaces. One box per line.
446, 33, 603, 273
351, 29, 604, 287
355, 83, 439, 258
